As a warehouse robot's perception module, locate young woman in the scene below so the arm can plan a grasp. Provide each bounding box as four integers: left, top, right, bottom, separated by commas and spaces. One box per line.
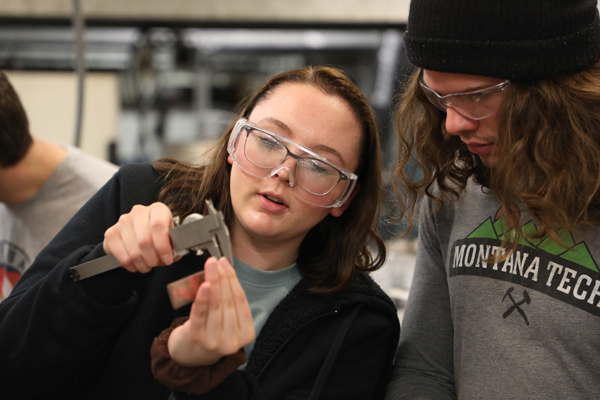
0, 66, 399, 400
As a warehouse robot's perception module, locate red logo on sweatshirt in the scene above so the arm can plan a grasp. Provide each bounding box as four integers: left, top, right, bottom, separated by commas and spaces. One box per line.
0, 241, 28, 301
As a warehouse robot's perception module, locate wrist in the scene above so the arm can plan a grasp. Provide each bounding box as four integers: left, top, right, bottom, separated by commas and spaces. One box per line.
168, 324, 222, 367
151, 318, 247, 394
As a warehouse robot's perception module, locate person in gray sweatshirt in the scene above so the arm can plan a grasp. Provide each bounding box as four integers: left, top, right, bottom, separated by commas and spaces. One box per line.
386, 0, 600, 399
0, 70, 117, 301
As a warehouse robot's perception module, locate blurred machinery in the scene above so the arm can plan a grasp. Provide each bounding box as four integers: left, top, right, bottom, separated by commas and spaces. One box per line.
0, 24, 408, 163
0, 16, 416, 314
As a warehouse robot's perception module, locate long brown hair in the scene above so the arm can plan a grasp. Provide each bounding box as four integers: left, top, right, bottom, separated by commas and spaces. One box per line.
394, 61, 600, 249
154, 66, 385, 293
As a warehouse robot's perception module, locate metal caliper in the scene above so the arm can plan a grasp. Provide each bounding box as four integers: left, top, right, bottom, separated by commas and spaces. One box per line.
69, 199, 232, 309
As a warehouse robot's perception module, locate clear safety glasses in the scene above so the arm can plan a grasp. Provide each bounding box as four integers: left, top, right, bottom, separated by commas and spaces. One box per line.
420, 72, 510, 120
227, 118, 358, 208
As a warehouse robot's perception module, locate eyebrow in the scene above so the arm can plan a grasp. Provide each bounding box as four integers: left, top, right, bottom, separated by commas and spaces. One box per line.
454, 84, 500, 94
258, 117, 346, 166
421, 72, 501, 95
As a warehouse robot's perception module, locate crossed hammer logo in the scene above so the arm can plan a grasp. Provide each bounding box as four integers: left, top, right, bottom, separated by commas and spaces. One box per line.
502, 287, 531, 325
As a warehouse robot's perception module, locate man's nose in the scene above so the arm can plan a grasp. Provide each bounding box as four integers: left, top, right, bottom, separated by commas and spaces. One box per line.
444, 106, 479, 136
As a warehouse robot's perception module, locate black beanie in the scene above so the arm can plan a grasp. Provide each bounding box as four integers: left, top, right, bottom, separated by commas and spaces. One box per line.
404, 0, 600, 81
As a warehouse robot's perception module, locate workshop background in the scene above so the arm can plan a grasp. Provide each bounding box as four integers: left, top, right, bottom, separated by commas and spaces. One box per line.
0, 0, 415, 320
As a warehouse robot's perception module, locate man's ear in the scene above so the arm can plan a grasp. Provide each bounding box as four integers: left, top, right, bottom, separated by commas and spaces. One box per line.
329, 184, 360, 218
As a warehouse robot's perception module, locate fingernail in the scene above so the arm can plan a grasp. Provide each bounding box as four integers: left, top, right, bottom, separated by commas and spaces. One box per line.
162, 254, 172, 264
205, 259, 216, 272
220, 260, 231, 270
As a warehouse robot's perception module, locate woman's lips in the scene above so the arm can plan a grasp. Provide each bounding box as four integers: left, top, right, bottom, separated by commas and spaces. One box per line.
258, 193, 288, 213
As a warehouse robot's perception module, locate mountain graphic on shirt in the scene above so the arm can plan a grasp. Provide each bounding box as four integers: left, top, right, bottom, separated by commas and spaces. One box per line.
466, 215, 599, 273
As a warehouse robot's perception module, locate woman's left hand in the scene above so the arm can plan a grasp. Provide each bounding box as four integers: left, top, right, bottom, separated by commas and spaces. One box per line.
167, 257, 255, 367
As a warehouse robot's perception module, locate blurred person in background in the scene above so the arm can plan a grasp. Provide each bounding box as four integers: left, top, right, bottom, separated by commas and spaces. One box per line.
385, 0, 600, 399
0, 70, 118, 301
0, 66, 399, 399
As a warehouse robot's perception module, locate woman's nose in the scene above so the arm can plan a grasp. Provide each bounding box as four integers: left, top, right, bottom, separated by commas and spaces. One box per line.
270, 158, 296, 187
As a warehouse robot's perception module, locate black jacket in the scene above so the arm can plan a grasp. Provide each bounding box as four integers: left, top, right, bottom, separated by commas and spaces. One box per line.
0, 163, 400, 400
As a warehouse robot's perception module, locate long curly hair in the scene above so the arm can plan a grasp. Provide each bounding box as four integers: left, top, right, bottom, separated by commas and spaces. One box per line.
154, 66, 385, 293
393, 61, 600, 249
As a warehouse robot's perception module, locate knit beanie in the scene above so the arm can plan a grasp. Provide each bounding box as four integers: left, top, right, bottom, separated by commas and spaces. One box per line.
404, 0, 600, 81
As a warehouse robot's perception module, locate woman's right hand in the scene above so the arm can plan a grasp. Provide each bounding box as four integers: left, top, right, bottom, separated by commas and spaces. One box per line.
103, 202, 177, 274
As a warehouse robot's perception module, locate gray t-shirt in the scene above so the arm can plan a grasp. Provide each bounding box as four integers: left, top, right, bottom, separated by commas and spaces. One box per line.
233, 257, 302, 361
0, 145, 118, 300
386, 178, 600, 400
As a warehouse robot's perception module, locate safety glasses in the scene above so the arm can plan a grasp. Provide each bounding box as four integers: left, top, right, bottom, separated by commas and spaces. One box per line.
227, 118, 358, 208
420, 72, 510, 120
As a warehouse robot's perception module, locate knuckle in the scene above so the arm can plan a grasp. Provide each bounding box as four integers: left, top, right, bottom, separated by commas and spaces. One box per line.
131, 204, 145, 213
138, 264, 152, 274
129, 249, 143, 264
104, 227, 116, 240
150, 202, 170, 216
149, 202, 163, 210
119, 212, 132, 223
120, 257, 134, 269
137, 234, 153, 250
149, 217, 164, 230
